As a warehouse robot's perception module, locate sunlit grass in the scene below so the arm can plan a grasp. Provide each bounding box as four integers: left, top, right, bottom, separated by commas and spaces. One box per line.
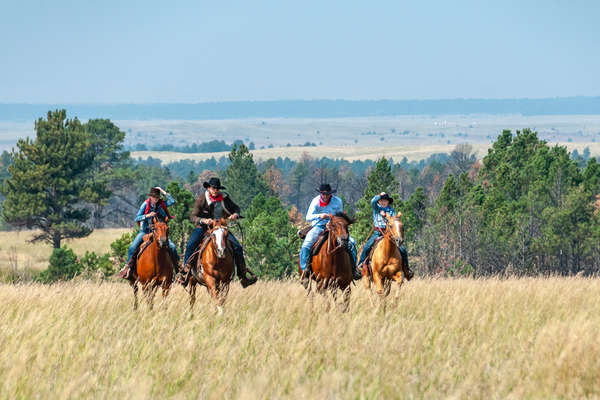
1, 277, 599, 398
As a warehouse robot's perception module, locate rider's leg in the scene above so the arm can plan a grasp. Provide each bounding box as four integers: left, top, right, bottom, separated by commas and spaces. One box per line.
228, 233, 257, 288
347, 236, 361, 280
358, 232, 381, 266
168, 239, 180, 273
122, 231, 145, 279
183, 227, 206, 269
398, 245, 414, 280
300, 226, 324, 272
178, 227, 206, 286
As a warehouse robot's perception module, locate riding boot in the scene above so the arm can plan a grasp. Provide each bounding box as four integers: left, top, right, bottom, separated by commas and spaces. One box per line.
300, 254, 313, 289
234, 253, 257, 288
399, 245, 414, 281
170, 251, 181, 274
120, 246, 140, 280
351, 259, 363, 281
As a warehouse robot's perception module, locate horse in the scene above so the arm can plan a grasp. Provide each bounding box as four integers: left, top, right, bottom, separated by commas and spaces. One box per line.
189, 219, 235, 314
362, 213, 405, 310
298, 213, 354, 312
129, 217, 174, 310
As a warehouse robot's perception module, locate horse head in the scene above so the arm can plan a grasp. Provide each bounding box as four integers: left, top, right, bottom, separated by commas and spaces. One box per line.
209, 219, 229, 259
385, 213, 405, 247
152, 216, 170, 249
327, 212, 354, 247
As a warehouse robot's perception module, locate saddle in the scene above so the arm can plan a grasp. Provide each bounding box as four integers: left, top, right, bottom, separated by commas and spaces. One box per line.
309, 230, 329, 257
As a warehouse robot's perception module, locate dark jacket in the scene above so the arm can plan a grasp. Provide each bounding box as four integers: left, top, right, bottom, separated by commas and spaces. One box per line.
190, 191, 241, 228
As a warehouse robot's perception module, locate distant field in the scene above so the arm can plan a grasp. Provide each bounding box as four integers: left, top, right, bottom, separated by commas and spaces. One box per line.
3, 114, 600, 151
0, 229, 128, 272
1, 278, 599, 398
132, 141, 600, 163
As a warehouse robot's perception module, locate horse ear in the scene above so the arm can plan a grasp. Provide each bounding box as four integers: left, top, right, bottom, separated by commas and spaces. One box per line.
153, 217, 157, 224
165, 216, 169, 223
397, 212, 402, 217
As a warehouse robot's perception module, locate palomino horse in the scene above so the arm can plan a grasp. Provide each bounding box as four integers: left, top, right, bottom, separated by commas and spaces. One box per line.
299, 213, 354, 312
129, 217, 174, 310
362, 213, 405, 310
189, 219, 235, 314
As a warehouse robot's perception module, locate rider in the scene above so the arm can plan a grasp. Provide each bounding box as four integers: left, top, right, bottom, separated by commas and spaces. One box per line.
299, 183, 360, 283
357, 192, 413, 280
120, 187, 180, 280
179, 177, 257, 288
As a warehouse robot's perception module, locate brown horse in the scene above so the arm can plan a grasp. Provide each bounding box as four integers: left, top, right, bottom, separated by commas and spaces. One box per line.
298, 213, 354, 312
129, 217, 174, 310
362, 213, 405, 310
189, 219, 235, 314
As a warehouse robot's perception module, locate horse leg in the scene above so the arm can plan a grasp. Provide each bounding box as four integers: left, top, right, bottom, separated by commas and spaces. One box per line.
362, 273, 375, 307
189, 281, 197, 315
217, 282, 230, 310
340, 285, 351, 313
131, 281, 139, 310
161, 279, 170, 310
373, 272, 386, 313
392, 270, 404, 306
205, 276, 222, 315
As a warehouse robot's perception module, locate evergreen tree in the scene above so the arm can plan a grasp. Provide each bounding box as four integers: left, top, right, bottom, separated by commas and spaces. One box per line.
2, 110, 108, 248
165, 181, 195, 254
223, 144, 269, 210
242, 194, 298, 278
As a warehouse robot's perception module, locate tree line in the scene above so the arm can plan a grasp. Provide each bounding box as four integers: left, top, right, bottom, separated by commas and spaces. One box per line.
1, 110, 599, 281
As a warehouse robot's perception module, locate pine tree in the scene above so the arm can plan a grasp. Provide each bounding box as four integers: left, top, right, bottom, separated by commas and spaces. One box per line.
165, 181, 195, 254
1, 110, 107, 248
223, 144, 269, 210
242, 193, 298, 278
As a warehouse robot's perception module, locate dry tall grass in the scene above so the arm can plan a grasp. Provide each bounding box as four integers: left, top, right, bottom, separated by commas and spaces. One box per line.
2, 278, 599, 399
0, 229, 129, 272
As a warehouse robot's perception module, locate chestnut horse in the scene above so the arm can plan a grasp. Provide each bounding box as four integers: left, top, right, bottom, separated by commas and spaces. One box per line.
129, 217, 174, 310
189, 219, 235, 314
299, 213, 354, 312
362, 213, 405, 310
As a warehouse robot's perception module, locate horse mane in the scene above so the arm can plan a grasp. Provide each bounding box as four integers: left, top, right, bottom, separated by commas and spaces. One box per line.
333, 212, 354, 225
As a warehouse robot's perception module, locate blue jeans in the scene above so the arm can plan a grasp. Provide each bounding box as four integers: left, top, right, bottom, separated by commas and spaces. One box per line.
299, 226, 357, 271
184, 227, 244, 267
184, 227, 206, 266
127, 231, 178, 262
359, 231, 383, 265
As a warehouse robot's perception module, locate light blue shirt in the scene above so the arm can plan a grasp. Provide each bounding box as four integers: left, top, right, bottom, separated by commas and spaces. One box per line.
371, 194, 396, 229
306, 195, 344, 228
134, 193, 175, 233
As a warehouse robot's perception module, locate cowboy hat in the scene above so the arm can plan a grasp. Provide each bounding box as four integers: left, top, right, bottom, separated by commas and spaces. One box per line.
203, 177, 227, 190
316, 183, 337, 194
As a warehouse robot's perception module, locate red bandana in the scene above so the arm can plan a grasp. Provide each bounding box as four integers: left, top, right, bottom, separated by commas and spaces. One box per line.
319, 196, 331, 207
209, 193, 224, 203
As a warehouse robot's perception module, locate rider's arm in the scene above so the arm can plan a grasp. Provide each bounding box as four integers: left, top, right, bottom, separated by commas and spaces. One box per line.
371, 194, 381, 211
164, 193, 175, 207
305, 197, 323, 222
134, 202, 149, 222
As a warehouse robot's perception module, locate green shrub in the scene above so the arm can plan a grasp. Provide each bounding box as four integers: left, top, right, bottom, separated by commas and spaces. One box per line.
39, 247, 82, 283
80, 251, 114, 278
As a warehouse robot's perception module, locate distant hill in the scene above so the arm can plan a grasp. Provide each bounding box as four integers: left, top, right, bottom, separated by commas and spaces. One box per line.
1, 97, 600, 121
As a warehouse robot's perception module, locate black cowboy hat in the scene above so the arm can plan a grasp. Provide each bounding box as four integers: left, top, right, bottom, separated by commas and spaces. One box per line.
203, 177, 226, 190
148, 187, 162, 198
316, 183, 337, 194
379, 193, 394, 204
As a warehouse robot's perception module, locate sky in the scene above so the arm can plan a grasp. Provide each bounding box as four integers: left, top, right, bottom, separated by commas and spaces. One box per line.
0, 0, 599, 103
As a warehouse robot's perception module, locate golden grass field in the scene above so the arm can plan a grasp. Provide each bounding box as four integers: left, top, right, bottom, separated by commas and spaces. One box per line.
131, 141, 600, 163
1, 277, 599, 399
0, 229, 129, 272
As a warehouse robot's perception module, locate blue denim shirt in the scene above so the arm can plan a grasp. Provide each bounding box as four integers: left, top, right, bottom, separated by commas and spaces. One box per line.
371, 194, 396, 229
134, 194, 175, 233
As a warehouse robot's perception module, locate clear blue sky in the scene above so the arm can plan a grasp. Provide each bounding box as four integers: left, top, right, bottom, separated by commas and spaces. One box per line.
1, 0, 599, 103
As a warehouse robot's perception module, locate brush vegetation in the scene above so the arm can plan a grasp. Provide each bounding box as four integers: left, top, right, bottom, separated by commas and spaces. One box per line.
1, 278, 599, 399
